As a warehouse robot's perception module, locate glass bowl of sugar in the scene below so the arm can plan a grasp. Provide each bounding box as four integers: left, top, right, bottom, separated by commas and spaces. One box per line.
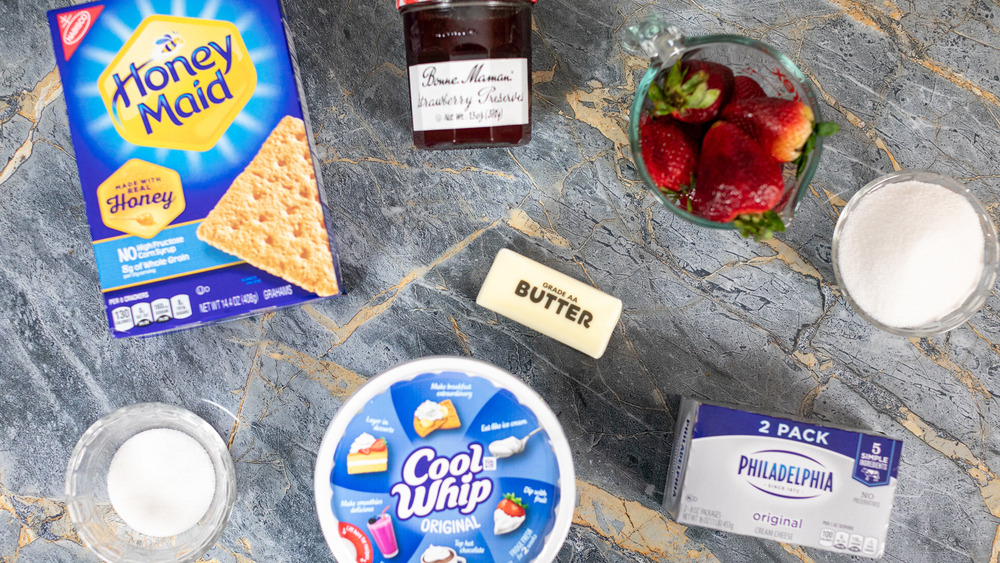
832, 170, 1000, 337
66, 403, 236, 563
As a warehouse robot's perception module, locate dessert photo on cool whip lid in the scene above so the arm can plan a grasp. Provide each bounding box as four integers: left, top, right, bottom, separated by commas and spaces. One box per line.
314, 357, 575, 562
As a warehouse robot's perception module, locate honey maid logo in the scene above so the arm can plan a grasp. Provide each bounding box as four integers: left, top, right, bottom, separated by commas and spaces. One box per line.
98, 15, 256, 151
737, 449, 834, 500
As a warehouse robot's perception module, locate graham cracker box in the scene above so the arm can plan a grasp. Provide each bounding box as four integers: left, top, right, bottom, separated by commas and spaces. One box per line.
47, 0, 342, 337
665, 398, 902, 559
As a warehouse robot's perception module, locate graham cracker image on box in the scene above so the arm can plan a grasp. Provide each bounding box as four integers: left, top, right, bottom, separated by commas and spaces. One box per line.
196, 116, 339, 296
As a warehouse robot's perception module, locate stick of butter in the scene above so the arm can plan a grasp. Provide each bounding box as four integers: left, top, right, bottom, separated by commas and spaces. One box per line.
476, 249, 622, 358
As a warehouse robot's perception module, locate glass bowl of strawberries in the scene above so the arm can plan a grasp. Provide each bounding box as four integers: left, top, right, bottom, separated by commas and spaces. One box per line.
624, 18, 837, 240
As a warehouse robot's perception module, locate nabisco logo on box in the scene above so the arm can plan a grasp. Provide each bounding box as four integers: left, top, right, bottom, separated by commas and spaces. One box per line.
56, 6, 104, 61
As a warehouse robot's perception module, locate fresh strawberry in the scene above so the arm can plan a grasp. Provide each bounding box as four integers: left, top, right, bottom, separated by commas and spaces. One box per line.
497, 493, 526, 518
730, 75, 766, 104
692, 121, 786, 240
648, 59, 734, 124
640, 116, 698, 194
720, 97, 814, 162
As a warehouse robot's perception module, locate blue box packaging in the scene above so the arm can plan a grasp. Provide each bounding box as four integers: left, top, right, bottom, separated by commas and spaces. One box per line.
47, 0, 342, 337
664, 398, 902, 559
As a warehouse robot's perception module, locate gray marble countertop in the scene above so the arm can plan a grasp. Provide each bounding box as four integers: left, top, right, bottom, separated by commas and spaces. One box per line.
2, 0, 1000, 561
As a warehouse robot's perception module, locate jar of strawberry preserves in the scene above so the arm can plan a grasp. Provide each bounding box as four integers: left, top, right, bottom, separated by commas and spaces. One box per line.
397, 0, 535, 149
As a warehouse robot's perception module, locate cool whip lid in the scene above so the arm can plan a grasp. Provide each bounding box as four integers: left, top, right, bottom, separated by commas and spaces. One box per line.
315, 357, 575, 563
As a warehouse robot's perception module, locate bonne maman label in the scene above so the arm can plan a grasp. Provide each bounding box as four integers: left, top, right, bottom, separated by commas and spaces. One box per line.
408, 58, 529, 132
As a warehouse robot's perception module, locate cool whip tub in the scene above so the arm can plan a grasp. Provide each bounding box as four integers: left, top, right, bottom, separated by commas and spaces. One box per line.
665, 398, 902, 559
315, 357, 575, 562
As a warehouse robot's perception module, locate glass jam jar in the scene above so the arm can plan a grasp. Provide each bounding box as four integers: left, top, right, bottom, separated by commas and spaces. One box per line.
398, 0, 535, 149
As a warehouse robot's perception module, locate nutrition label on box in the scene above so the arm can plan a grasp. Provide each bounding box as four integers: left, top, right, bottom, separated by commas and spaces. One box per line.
819, 528, 881, 556
111, 294, 192, 331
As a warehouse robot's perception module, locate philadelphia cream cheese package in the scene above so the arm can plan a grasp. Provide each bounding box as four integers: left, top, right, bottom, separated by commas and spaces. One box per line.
664, 398, 902, 558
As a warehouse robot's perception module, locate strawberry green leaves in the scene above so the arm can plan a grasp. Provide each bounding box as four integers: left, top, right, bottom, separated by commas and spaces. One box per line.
794, 121, 840, 179
648, 60, 731, 123
734, 211, 786, 241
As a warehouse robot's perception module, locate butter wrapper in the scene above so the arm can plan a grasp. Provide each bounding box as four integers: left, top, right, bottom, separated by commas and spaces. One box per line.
476, 249, 622, 358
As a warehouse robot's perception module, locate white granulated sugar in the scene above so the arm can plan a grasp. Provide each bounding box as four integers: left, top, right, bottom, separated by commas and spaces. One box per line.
107, 428, 216, 537
837, 180, 985, 328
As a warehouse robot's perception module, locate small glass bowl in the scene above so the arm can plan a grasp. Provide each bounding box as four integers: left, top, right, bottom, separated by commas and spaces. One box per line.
832, 170, 1000, 337
624, 22, 824, 231
66, 403, 237, 563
